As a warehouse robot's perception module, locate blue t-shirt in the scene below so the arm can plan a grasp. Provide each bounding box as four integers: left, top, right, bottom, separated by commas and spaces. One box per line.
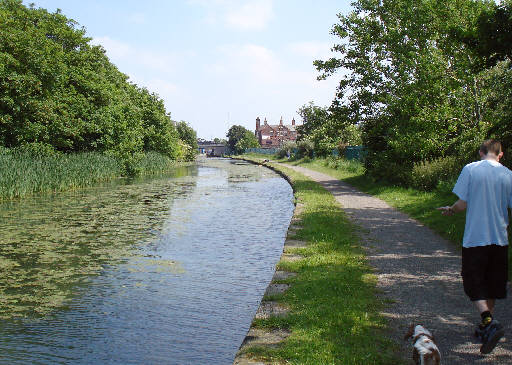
453, 159, 512, 247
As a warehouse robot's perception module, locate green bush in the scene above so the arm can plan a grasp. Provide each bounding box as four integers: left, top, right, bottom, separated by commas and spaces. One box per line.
364, 150, 413, 186
12, 142, 58, 157
133, 151, 179, 176
296, 140, 314, 158
277, 141, 297, 159
410, 156, 463, 191
323, 156, 365, 174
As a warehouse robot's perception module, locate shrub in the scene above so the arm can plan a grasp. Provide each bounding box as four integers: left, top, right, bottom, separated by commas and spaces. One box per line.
365, 150, 413, 186
296, 140, 314, 158
12, 142, 58, 157
277, 141, 297, 159
323, 156, 365, 174
410, 156, 463, 191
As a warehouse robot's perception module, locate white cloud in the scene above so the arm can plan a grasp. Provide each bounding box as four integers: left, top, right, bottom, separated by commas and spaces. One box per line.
287, 41, 333, 60
224, 0, 274, 31
91, 36, 185, 77
212, 44, 281, 84
212, 43, 336, 89
189, 0, 274, 31
130, 76, 179, 96
92, 36, 132, 59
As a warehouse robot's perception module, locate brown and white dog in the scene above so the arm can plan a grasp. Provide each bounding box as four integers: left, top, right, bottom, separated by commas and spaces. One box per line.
404, 324, 441, 365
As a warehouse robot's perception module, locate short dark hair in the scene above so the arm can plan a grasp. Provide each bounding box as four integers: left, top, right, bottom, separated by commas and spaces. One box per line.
480, 139, 502, 155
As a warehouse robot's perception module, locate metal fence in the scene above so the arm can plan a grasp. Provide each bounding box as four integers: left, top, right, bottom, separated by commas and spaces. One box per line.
343, 146, 366, 160
244, 148, 279, 155
243, 146, 366, 160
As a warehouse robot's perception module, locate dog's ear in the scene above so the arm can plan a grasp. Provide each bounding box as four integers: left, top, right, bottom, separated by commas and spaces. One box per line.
404, 324, 415, 340
412, 348, 419, 364
432, 348, 441, 364
425, 351, 441, 364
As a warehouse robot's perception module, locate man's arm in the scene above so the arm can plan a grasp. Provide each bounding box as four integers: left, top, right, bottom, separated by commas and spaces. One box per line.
437, 199, 467, 216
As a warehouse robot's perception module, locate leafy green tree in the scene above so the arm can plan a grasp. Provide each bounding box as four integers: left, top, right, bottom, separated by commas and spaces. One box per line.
213, 137, 227, 144
226, 125, 259, 154
458, 2, 512, 69
296, 102, 330, 141
176, 120, 198, 161
296, 102, 362, 156
315, 0, 493, 183
0, 0, 195, 174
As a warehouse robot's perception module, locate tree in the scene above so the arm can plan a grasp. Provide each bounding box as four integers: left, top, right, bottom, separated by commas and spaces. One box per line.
296, 102, 361, 156
458, 2, 512, 69
314, 0, 493, 183
176, 121, 198, 161
226, 125, 259, 154
213, 137, 227, 144
0, 0, 196, 174
296, 102, 330, 141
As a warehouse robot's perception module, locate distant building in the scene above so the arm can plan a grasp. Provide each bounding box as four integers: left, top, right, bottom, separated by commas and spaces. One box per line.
197, 140, 226, 157
254, 117, 299, 148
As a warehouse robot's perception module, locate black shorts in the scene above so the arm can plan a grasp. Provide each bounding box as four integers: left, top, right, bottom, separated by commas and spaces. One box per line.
461, 245, 508, 301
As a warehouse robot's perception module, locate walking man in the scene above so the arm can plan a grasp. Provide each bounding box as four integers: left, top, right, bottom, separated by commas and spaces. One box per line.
438, 139, 512, 354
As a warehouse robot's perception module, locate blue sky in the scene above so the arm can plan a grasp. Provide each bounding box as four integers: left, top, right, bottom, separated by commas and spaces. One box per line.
26, 1, 352, 139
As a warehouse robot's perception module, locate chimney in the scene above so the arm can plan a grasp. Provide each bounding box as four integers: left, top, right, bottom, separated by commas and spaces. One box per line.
280, 116, 283, 125
292, 118, 295, 126
256, 117, 260, 130
264, 117, 268, 125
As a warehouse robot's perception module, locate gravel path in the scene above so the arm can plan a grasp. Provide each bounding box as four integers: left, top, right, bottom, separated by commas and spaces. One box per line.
280, 163, 512, 364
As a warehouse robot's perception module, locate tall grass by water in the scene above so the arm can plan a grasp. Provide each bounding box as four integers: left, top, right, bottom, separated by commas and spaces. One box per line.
0, 150, 183, 200
0, 152, 121, 199
135, 151, 181, 176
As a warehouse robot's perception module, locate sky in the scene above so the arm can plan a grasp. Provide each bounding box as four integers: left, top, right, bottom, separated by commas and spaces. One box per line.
25, 0, 353, 139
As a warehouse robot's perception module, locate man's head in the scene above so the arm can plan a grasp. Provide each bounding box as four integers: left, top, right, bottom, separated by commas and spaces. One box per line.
479, 139, 503, 161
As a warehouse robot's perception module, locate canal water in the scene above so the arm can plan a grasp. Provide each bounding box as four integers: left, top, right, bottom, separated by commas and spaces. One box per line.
0, 158, 294, 364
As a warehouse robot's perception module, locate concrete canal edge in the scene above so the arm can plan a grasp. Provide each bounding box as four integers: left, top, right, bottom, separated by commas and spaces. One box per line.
232, 157, 306, 365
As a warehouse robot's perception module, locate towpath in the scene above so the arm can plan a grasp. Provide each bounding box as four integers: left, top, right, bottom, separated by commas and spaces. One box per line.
278, 163, 512, 364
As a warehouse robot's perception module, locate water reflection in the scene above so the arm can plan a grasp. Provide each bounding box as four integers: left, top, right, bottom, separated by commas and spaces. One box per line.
0, 165, 196, 319
0, 158, 294, 364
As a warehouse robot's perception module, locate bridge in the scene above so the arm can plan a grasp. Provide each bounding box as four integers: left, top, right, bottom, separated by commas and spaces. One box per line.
197, 142, 226, 157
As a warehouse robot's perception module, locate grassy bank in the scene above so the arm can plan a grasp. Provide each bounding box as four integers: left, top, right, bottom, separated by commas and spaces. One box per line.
0, 151, 187, 200
240, 157, 403, 364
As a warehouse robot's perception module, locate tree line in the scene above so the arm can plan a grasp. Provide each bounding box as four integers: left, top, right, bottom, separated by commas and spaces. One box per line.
0, 0, 197, 174
299, 0, 512, 188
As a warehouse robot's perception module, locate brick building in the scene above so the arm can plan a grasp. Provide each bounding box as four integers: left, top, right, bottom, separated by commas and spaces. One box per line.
254, 117, 298, 148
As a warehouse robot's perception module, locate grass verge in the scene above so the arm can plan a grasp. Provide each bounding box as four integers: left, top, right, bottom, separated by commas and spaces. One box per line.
240, 157, 404, 364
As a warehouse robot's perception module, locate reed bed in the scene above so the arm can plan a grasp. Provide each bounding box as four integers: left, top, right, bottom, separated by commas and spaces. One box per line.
135, 151, 179, 176
0, 152, 121, 199
0, 151, 182, 200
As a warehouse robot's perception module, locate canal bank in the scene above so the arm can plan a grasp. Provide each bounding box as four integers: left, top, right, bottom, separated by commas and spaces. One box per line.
232, 157, 402, 365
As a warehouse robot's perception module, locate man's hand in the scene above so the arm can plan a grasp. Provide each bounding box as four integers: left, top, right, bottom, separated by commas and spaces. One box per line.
437, 200, 466, 216
437, 206, 454, 216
